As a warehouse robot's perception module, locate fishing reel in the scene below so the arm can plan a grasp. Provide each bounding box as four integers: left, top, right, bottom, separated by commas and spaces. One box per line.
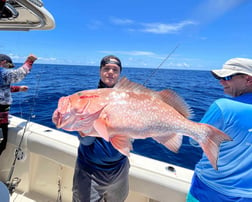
14, 147, 26, 161
4, 148, 25, 194
5, 177, 21, 195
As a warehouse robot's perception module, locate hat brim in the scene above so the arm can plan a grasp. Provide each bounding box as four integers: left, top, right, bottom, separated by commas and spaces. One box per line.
211, 69, 241, 78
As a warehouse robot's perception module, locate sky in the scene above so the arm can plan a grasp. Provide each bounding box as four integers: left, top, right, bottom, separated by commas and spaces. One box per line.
0, 0, 252, 70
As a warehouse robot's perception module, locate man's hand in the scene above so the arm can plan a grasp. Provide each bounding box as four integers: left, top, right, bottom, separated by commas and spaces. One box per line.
19, 86, 28, 92
24, 54, 37, 69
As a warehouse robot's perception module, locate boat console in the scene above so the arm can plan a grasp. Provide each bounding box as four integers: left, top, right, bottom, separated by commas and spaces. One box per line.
0, 0, 54, 31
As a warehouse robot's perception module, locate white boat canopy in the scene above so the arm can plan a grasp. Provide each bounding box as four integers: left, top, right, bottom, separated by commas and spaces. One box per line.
0, 0, 55, 31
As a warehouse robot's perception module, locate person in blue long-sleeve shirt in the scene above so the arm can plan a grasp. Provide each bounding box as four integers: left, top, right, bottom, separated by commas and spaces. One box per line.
187, 58, 252, 202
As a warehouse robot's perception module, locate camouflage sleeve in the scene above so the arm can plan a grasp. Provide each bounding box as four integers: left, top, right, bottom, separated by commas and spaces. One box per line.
3, 65, 30, 84
10, 86, 21, 92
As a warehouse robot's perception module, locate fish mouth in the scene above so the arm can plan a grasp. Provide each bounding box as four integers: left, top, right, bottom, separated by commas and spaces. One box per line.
52, 96, 71, 128
52, 109, 74, 129
52, 108, 100, 132
52, 96, 82, 129
52, 110, 60, 127
52, 96, 103, 131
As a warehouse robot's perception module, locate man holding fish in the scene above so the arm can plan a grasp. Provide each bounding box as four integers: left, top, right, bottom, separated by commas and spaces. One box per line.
70, 55, 130, 202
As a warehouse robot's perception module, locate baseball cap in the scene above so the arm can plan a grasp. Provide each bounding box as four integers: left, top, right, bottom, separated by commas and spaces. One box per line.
0, 54, 15, 68
211, 58, 252, 78
100, 55, 122, 71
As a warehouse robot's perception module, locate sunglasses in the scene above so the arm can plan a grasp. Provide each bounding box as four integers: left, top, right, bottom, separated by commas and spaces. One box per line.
217, 73, 245, 81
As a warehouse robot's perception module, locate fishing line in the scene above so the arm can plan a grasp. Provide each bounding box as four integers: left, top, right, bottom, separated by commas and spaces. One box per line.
6, 64, 43, 193
143, 43, 180, 86
141, 44, 201, 149
16, 67, 43, 119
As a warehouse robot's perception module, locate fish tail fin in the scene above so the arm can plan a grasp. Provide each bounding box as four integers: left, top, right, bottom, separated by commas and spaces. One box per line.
199, 123, 232, 170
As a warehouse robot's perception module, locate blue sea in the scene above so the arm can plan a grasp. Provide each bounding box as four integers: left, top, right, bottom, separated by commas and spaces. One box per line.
10, 64, 224, 170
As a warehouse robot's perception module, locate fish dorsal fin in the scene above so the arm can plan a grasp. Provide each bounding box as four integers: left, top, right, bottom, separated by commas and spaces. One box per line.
156, 90, 193, 118
114, 77, 153, 94
115, 77, 192, 118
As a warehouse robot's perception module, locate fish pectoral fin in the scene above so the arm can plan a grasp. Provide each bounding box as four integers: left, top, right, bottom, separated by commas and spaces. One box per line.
153, 133, 183, 153
76, 104, 105, 125
93, 118, 109, 141
110, 135, 132, 156
78, 131, 87, 137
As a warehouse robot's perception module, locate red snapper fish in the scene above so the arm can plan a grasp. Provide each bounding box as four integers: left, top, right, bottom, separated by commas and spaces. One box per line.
52, 77, 231, 169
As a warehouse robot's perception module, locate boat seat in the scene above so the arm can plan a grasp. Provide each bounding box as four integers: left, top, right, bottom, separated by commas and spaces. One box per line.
0, 181, 10, 202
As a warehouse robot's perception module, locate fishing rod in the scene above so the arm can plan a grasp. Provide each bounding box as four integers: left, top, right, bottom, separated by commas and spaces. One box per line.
141, 45, 200, 149
5, 69, 42, 194
143, 43, 180, 86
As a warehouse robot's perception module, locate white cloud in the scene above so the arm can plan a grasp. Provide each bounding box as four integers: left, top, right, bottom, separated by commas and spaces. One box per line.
110, 17, 134, 25
172, 62, 191, 68
140, 20, 197, 34
191, 0, 246, 24
108, 17, 197, 34
87, 20, 103, 30
2, 54, 57, 64
8, 54, 23, 60
99, 50, 156, 56
38, 57, 57, 62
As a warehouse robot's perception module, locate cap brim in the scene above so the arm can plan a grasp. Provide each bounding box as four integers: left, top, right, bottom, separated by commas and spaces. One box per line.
211, 69, 240, 78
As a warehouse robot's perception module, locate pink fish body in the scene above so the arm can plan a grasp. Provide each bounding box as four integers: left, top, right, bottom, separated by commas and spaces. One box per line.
52, 77, 231, 169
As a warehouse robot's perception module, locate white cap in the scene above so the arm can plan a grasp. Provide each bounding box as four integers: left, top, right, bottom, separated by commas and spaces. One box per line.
211, 58, 252, 78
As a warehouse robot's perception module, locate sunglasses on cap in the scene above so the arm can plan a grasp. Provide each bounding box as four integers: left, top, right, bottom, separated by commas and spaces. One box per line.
217, 73, 245, 81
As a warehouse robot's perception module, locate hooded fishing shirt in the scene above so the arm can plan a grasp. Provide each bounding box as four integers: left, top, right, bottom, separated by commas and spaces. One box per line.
77, 136, 127, 172
194, 93, 252, 198
76, 79, 128, 172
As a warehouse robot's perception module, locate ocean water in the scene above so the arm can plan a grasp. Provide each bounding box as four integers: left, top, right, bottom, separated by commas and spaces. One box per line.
10, 64, 224, 170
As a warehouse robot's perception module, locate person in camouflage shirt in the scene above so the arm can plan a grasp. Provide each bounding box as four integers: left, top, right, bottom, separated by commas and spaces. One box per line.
0, 54, 37, 155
